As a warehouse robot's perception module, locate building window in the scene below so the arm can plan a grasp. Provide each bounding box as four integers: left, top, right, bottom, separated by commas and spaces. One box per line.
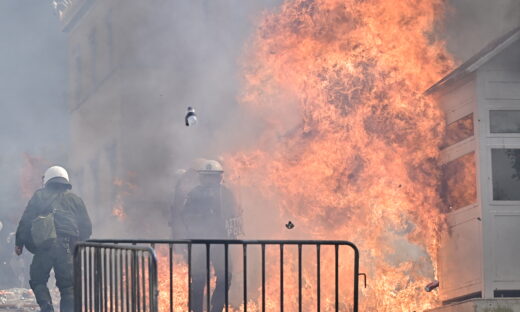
441, 114, 474, 149
441, 152, 477, 211
490, 110, 520, 133
492, 149, 520, 200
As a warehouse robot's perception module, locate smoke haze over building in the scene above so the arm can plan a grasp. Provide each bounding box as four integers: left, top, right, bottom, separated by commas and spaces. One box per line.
0, 0, 519, 293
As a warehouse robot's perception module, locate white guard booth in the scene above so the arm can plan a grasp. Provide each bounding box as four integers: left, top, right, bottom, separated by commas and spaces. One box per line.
427, 27, 520, 311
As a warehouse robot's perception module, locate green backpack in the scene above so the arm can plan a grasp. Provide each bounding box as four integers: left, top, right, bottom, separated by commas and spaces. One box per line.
30, 196, 58, 249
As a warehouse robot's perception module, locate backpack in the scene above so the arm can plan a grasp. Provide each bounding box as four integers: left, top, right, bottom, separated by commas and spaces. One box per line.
30, 195, 58, 249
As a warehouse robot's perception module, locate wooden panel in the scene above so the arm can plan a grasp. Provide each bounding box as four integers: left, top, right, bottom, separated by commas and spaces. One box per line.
439, 205, 482, 301
438, 79, 476, 124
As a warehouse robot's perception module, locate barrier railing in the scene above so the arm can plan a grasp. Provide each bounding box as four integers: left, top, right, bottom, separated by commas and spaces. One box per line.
74, 242, 158, 312
87, 239, 362, 312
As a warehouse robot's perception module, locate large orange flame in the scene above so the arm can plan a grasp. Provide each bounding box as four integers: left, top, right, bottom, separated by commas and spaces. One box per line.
224, 0, 454, 310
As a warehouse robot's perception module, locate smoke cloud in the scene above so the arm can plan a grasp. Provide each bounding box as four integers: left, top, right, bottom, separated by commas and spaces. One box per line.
0, 1, 67, 288
0, 0, 519, 292
444, 0, 520, 62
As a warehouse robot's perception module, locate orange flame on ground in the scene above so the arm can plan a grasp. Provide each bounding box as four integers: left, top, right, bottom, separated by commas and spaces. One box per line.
112, 178, 138, 221
224, 0, 454, 311
156, 246, 189, 311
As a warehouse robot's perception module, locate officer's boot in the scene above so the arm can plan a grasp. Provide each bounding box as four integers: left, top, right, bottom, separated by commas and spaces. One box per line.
59, 286, 74, 312
30, 282, 54, 312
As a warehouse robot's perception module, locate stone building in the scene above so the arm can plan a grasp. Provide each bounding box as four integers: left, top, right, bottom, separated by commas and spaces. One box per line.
56, 0, 280, 236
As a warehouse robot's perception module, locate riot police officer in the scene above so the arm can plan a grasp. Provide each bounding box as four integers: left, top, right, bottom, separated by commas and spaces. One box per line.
169, 158, 207, 239
181, 159, 242, 312
15, 166, 92, 312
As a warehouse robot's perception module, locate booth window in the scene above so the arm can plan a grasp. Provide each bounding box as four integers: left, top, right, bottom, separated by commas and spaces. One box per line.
441, 152, 477, 211
492, 148, 520, 200
490, 110, 520, 133
441, 114, 474, 149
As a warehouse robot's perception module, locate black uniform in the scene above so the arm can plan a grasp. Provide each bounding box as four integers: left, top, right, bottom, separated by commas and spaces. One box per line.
15, 184, 92, 312
169, 169, 199, 239
181, 184, 239, 312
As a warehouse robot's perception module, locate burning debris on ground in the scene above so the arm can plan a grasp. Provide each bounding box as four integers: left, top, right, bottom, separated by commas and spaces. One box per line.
0, 288, 37, 311
0, 287, 60, 312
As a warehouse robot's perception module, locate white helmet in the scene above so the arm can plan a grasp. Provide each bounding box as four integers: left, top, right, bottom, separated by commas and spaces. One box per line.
43, 165, 71, 187
195, 160, 224, 174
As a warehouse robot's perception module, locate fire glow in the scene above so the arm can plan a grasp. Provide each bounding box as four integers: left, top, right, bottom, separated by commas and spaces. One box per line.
112, 178, 137, 221
224, 0, 454, 310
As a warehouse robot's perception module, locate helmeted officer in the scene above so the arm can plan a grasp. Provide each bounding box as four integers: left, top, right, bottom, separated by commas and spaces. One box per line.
169, 158, 207, 239
15, 165, 92, 312
181, 159, 242, 312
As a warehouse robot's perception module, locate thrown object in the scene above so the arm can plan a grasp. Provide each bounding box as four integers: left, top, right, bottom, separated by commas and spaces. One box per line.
185, 107, 198, 126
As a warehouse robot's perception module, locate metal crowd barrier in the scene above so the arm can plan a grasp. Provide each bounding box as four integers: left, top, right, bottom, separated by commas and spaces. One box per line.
86, 239, 362, 312
74, 242, 158, 312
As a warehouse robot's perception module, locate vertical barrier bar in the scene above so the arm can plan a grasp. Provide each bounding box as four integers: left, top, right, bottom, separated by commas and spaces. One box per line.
132, 249, 138, 312
148, 252, 153, 311
149, 250, 159, 312
317, 244, 320, 312
335, 245, 339, 312
141, 252, 145, 311
188, 243, 192, 312
104, 248, 108, 312
109, 249, 113, 312
115, 249, 120, 312
150, 236, 156, 311
261, 244, 265, 312
88, 247, 93, 312
353, 247, 359, 312
169, 243, 173, 312
298, 244, 302, 312
243, 244, 248, 312
95, 247, 101, 312
84, 246, 88, 312
224, 243, 229, 312
280, 244, 284, 312
206, 243, 211, 312
125, 251, 130, 312
147, 251, 151, 311
73, 245, 82, 312
99, 248, 103, 312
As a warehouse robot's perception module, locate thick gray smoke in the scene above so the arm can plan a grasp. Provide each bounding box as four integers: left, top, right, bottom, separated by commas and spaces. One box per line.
444, 0, 520, 62
70, 1, 284, 238
0, 0, 519, 289
0, 1, 67, 288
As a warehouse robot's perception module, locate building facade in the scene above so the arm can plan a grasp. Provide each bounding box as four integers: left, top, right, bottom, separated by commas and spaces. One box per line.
58, 0, 281, 236
428, 27, 520, 306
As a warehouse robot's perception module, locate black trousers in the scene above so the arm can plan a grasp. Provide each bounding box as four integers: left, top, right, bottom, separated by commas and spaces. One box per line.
29, 238, 74, 312
190, 245, 232, 312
